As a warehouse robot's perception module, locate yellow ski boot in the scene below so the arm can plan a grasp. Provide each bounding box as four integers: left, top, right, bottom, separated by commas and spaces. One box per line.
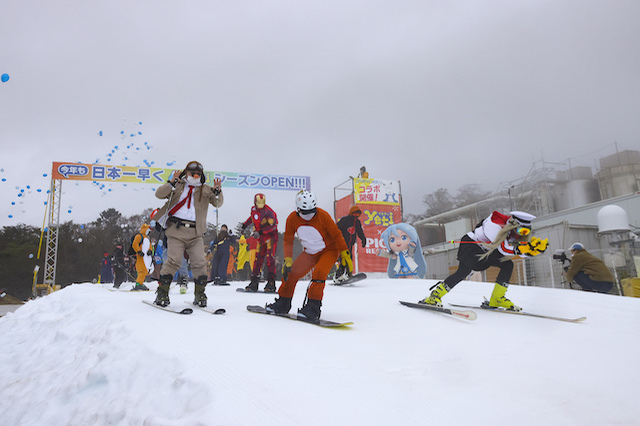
485, 282, 522, 311
419, 282, 449, 307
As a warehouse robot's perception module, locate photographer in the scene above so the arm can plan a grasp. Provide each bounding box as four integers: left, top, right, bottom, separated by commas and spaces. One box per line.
563, 242, 614, 294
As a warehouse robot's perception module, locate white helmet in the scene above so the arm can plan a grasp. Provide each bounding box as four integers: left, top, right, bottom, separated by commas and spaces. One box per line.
296, 190, 317, 213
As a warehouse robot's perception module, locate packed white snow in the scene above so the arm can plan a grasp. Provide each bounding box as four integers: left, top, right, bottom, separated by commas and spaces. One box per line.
1, 278, 639, 425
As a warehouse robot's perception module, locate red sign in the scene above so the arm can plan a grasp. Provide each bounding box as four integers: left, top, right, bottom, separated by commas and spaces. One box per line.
335, 191, 402, 273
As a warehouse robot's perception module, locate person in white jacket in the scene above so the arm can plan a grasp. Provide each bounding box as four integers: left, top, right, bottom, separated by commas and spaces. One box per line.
420, 211, 548, 311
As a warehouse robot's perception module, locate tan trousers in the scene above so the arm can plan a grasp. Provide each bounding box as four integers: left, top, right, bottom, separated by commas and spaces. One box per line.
160, 222, 207, 278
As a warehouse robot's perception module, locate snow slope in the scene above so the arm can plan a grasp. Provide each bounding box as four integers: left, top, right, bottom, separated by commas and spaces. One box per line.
1, 278, 639, 426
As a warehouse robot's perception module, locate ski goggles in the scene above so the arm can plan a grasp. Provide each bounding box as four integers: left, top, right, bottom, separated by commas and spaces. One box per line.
185, 161, 204, 173
516, 227, 531, 236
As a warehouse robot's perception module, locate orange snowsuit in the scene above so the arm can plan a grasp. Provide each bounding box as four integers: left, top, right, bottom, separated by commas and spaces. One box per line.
278, 208, 348, 301
227, 246, 237, 276
132, 224, 151, 285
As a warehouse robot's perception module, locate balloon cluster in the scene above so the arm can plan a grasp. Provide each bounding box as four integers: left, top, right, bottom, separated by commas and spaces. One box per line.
1, 118, 172, 220
1, 168, 50, 219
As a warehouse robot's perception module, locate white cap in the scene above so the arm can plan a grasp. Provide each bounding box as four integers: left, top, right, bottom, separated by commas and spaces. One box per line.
510, 211, 536, 227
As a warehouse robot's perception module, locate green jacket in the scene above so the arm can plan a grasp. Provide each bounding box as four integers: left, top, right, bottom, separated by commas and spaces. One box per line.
566, 249, 613, 283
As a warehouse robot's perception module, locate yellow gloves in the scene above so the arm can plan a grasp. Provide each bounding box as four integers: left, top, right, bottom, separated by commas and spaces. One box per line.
517, 237, 549, 257
340, 250, 354, 274
282, 257, 293, 281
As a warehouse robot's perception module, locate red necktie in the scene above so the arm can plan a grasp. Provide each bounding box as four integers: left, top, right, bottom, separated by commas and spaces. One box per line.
169, 186, 194, 216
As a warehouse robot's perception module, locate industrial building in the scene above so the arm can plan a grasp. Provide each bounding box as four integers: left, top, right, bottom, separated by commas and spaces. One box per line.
413, 149, 640, 296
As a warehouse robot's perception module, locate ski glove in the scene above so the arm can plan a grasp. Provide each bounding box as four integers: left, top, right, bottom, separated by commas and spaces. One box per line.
146, 250, 153, 256
516, 237, 549, 257
282, 257, 293, 281
530, 236, 548, 253
340, 250, 354, 274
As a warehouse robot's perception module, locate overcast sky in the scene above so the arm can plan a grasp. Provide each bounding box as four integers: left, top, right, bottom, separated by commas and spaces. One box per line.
1, 0, 639, 231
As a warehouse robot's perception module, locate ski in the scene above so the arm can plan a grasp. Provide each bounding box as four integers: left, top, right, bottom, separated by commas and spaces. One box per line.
399, 301, 477, 321
246, 305, 353, 328
185, 302, 226, 315
333, 272, 367, 286
236, 287, 277, 294
448, 302, 586, 323
142, 300, 193, 314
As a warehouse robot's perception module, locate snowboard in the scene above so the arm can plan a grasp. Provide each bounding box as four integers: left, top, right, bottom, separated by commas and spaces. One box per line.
246, 305, 353, 328
449, 302, 586, 323
400, 301, 477, 321
236, 287, 277, 294
142, 300, 193, 314
186, 302, 226, 315
107, 284, 149, 292
333, 272, 367, 286
107, 285, 132, 292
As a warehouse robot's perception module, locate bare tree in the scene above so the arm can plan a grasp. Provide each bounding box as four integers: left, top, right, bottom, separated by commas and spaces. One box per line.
454, 184, 492, 208
423, 188, 454, 217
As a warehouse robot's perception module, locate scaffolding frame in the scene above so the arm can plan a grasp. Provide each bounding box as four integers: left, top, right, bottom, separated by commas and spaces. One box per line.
35, 178, 62, 296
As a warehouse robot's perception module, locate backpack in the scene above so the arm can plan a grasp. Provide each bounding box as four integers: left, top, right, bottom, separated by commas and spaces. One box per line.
128, 233, 143, 256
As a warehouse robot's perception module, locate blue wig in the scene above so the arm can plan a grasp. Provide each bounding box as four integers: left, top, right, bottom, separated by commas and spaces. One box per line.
381, 223, 427, 279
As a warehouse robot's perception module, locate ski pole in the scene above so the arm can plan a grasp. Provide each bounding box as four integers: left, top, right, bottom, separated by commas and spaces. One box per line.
448, 240, 489, 245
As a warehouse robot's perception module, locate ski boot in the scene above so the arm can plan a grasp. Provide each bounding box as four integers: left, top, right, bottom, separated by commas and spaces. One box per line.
264, 273, 277, 293
333, 264, 345, 283
484, 282, 521, 311
245, 275, 259, 292
132, 282, 149, 291
298, 299, 322, 321
193, 275, 208, 308
419, 281, 449, 307
265, 296, 292, 314
154, 274, 172, 307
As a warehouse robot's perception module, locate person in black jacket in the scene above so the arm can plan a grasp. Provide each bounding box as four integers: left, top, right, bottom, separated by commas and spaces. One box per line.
335, 205, 366, 282
210, 224, 236, 285
112, 243, 127, 289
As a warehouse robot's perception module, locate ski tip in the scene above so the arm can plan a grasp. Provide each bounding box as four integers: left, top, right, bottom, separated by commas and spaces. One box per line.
213, 308, 226, 314
450, 310, 477, 321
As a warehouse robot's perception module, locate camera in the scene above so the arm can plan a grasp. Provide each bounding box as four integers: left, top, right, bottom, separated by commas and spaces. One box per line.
552, 250, 569, 264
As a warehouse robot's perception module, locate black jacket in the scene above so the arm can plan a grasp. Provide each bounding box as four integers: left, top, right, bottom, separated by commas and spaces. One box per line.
337, 215, 366, 248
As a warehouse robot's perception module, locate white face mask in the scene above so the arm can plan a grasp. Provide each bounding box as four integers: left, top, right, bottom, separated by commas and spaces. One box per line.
299, 212, 316, 221
186, 175, 201, 186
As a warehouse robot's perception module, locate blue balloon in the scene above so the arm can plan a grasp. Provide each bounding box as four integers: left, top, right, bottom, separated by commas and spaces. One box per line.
1, 74, 9, 83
